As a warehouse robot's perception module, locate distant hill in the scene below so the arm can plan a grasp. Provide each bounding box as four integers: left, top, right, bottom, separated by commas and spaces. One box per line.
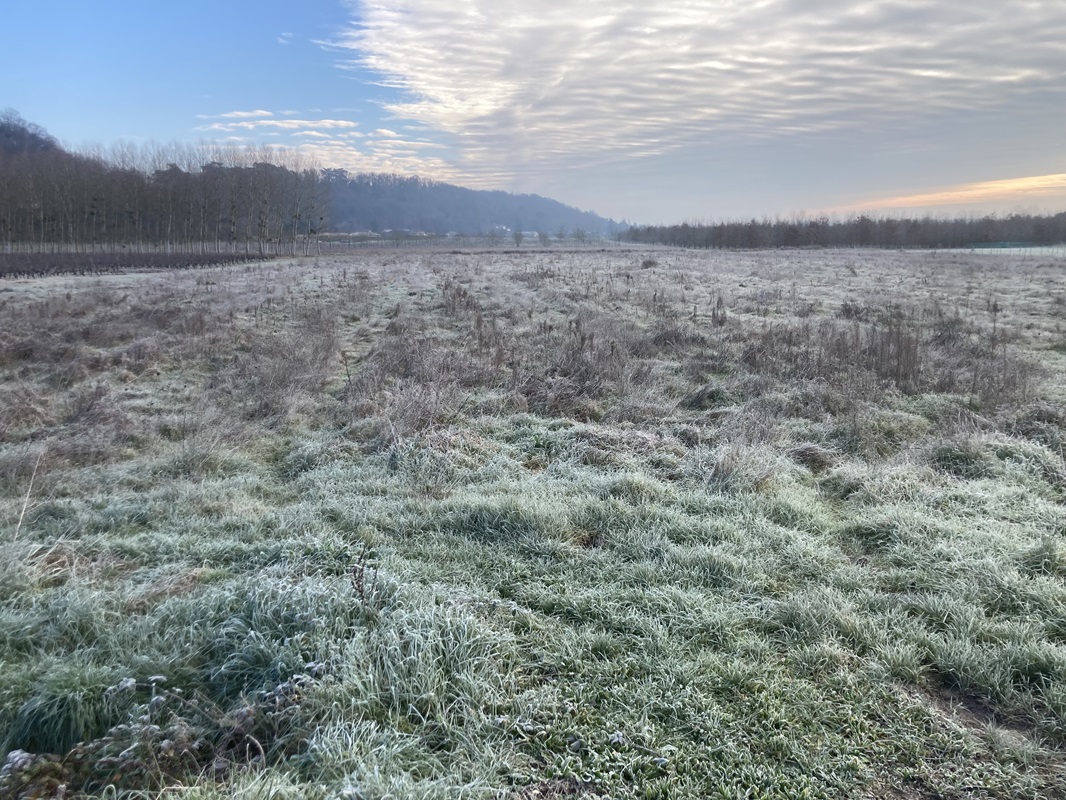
323, 170, 623, 237
0, 109, 61, 157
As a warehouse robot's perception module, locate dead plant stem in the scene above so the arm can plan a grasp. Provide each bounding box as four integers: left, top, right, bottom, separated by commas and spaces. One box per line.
13, 447, 44, 543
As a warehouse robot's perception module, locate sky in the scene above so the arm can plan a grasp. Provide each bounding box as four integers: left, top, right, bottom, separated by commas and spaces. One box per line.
2, 0, 1065, 224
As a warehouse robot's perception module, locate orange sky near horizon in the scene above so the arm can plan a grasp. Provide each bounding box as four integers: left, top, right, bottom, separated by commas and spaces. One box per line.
841, 174, 1066, 216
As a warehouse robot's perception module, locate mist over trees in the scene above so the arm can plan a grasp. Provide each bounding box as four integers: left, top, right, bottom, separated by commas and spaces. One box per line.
323, 169, 621, 237
0, 110, 327, 255
623, 212, 1066, 250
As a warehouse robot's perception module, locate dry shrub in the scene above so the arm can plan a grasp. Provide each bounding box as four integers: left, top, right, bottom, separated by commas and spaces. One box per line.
380, 380, 467, 441
788, 443, 841, 473
829, 409, 933, 458
757, 380, 857, 421
713, 404, 783, 446
215, 306, 339, 422
698, 443, 797, 493
1006, 402, 1066, 452
578, 444, 623, 468
732, 307, 1042, 411
682, 383, 736, 411
0, 386, 54, 442
40, 383, 138, 466
343, 316, 479, 442
838, 299, 871, 321
516, 376, 605, 421
574, 426, 687, 466
349, 313, 479, 397
514, 321, 650, 419
647, 319, 707, 351
116, 338, 162, 375
64, 382, 116, 427
601, 392, 671, 425
740, 317, 923, 392
462, 390, 529, 417
157, 403, 251, 477
0, 442, 50, 493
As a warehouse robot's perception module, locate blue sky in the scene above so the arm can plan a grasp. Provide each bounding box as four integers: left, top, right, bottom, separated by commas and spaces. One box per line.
2, 0, 1065, 224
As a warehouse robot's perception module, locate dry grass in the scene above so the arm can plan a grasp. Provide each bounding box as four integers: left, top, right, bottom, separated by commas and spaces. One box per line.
3, 247, 1066, 798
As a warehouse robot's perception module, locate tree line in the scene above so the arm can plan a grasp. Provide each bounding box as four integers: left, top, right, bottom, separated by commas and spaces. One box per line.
0, 110, 327, 256
622, 212, 1066, 250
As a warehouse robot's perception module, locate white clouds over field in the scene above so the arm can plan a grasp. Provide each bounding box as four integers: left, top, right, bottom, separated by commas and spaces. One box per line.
194, 110, 462, 180
324, 0, 1066, 220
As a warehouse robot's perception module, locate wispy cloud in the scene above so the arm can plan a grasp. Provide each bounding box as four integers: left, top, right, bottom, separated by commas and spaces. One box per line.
852, 174, 1066, 213
278, 32, 293, 45
324, 0, 1066, 211
296, 136, 462, 179
193, 109, 452, 177
197, 118, 361, 132
218, 110, 275, 119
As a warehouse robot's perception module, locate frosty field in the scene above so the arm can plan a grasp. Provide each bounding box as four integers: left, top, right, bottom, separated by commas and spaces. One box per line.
3, 246, 1066, 798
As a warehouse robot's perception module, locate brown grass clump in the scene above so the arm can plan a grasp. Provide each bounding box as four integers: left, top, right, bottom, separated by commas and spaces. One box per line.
788, 442, 841, 473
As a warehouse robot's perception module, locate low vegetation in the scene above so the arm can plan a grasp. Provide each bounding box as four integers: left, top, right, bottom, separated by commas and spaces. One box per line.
2, 247, 1066, 798
0, 252, 272, 279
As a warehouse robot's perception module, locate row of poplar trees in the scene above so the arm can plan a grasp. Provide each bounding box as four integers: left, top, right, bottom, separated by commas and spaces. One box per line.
623, 212, 1066, 250
0, 110, 328, 255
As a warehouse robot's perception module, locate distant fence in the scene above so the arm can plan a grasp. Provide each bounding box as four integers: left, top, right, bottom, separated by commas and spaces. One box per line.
0, 251, 271, 279
311, 235, 628, 250
956, 245, 1066, 256
0, 238, 642, 278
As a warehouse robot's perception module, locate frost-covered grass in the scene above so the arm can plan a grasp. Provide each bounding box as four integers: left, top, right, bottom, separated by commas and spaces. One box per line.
2, 248, 1066, 797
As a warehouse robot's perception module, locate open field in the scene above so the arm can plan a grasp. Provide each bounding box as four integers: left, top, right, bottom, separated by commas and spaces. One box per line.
3, 246, 1066, 798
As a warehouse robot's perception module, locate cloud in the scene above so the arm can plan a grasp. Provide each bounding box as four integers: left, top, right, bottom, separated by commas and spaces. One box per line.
328, 1, 1066, 200
220, 110, 275, 119
851, 173, 1066, 212
278, 32, 293, 45
192, 109, 451, 178
196, 110, 275, 120
294, 135, 462, 180
197, 118, 361, 132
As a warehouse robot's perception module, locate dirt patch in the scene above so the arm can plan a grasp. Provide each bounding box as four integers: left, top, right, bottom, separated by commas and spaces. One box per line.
903, 685, 1031, 748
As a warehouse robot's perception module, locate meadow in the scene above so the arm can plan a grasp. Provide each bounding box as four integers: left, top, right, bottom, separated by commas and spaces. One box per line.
2, 245, 1066, 798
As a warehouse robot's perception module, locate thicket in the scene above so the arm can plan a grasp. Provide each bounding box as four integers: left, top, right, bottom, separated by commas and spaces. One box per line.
624, 212, 1066, 250
0, 110, 327, 257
